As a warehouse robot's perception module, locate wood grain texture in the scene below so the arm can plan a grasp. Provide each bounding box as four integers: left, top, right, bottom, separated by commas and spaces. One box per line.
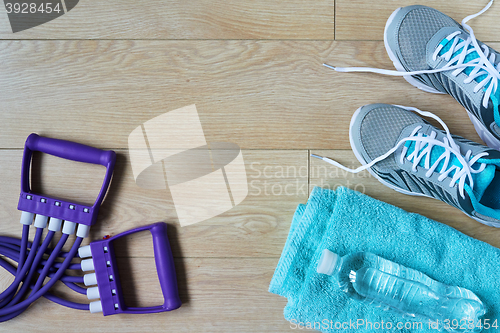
0, 0, 334, 39
310, 150, 500, 248
0, 40, 493, 150
2, 3, 500, 331
0, 149, 307, 257
0, 258, 291, 332
336, 0, 500, 41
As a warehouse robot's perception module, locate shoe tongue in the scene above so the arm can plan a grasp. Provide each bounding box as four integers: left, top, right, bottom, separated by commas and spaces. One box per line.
438, 37, 490, 85
404, 140, 494, 199
474, 164, 495, 199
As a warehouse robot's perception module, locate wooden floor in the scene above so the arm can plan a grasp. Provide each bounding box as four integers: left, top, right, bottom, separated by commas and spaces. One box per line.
1, 1, 500, 331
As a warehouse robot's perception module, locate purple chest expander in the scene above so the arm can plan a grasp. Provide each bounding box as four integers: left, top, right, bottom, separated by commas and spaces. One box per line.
0, 133, 180, 321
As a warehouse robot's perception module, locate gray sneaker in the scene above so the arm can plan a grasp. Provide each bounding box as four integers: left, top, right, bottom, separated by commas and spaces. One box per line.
385, 3, 500, 150
313, 104, 500, 227
325, 2, 500, 150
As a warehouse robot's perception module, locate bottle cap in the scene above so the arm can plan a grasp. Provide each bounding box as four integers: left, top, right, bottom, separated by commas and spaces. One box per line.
317, 249, 338, 275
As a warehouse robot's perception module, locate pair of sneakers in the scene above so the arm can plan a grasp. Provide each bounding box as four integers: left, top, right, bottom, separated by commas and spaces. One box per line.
314, 1, 500, 227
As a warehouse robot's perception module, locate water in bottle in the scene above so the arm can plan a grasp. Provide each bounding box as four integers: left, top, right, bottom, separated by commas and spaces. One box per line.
317, 249, 485, 332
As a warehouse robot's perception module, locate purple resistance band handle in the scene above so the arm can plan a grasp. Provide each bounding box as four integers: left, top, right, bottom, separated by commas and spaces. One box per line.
25, 133, 115, 167
18, 133, 116, 226
89, 222, 181, 315
151, 223, 181, 312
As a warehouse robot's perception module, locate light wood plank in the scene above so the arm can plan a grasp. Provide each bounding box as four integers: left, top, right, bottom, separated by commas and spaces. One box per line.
0, 258, 291, 332
0, 149, 307, 257
336, 0, 500, 42
310, 150, 500, 249
0, 0, 334, 39
0, 40, 493, 150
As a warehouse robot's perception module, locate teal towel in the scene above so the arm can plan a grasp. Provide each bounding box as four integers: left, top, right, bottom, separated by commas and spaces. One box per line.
270, 186, 500, 333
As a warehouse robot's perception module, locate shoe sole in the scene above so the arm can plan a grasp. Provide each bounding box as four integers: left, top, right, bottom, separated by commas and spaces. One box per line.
349, 104, 500, 227
383, 7, 500, 152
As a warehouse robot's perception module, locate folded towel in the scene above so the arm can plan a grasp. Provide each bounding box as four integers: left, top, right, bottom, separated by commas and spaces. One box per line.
270, 186, 500, 333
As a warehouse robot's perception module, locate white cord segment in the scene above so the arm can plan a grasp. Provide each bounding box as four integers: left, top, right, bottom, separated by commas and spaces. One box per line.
84, 273, 98, 286
34, 215, 48, 228
19, 211, 35, 225
78, 245, 92, 258
81, 258, 95, 272
76, 224, 90, 238
89, 300, 103, 313
48, 218, 63, 232
86, 286, 100, 300
62, 221, 77, 235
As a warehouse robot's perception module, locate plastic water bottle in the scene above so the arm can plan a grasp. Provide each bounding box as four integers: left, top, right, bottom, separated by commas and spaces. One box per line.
317, 249, 485, 333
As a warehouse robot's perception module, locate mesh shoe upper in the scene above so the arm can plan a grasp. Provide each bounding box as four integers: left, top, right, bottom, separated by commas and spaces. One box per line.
357, 104, 422, 170
397, 6, 460, 71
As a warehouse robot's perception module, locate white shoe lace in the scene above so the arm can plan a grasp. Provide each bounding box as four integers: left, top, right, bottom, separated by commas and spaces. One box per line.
313, 107, 488, 198
324, 0, 500, 123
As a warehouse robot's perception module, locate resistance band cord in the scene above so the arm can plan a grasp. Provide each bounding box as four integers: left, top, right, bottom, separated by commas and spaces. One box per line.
0, 223, 91, 321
